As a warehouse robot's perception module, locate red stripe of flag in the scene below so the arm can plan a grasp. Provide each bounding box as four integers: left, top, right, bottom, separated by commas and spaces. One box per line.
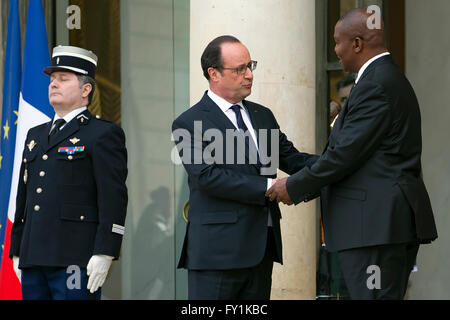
0, 219, 21, 299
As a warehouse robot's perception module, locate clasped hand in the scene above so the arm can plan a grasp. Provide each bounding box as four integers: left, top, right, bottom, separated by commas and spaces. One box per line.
266, 177, 293, 205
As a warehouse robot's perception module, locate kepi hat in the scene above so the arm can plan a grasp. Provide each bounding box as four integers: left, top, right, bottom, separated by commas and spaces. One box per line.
44, 45, 98, 79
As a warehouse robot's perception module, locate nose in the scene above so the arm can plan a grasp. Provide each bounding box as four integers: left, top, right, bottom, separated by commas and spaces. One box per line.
50, 78, 58, 88
245, 67, 253, 79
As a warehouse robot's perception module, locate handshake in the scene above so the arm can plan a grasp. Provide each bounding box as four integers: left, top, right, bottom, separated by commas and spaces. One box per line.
265, 177, 293, 205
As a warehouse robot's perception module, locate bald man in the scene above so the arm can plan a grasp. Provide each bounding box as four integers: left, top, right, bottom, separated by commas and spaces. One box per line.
267, 8, 437, 299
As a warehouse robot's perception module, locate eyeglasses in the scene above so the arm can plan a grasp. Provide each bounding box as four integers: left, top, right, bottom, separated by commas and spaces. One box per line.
217, 60, 257, 75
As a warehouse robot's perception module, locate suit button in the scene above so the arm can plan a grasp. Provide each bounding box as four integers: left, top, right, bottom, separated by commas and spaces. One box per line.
34, 205, 40, 212
23, 158, 27, 163
21, 219, 24, 223
36, 188, 43, 194
40, 171, 45, 177
80, 216, 85, 221
42, 154, 48, 160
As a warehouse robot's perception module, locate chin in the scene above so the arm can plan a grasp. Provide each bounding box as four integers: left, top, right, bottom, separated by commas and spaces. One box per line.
341, 63, 356, 74
49, 99, 64, 108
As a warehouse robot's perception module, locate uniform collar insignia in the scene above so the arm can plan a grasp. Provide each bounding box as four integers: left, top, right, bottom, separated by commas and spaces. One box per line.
77, 114, 89, 124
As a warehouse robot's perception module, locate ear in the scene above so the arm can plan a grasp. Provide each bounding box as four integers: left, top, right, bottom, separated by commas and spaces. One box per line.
81, 83, 92, 99
353, 37, 363, 53
208, 67, 221, 82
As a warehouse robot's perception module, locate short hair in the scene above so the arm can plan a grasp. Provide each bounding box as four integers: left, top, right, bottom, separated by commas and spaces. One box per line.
336, 73, 356, 91
76, 74, 96, 106
201, 35, 241, 80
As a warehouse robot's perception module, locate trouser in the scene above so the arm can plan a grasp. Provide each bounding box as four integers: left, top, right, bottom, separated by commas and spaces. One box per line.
188, 228, 277, 300
21, 266, 101, 300
338, 242, 420, 300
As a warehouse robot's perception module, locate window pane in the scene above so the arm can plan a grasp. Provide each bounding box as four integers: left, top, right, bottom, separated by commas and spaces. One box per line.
328, 70, 356, 129
327, 0, 357, 63
69, 0, 121, 125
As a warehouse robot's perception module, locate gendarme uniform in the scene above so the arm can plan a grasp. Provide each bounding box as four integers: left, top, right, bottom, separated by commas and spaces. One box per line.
9, 46, 128, 270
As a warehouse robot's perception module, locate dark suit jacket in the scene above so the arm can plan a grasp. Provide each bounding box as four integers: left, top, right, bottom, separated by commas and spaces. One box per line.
10, 109, 128, 268
172, 92, 317, 270
286, 55, 437, 252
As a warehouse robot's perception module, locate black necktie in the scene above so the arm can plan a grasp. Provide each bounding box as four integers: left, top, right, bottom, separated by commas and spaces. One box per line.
230, 105, 249, 131
230, 105, 259, 165
49, 119, 66, 142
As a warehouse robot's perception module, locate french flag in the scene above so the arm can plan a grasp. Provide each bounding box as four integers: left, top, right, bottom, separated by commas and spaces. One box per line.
0, 0, 54, 299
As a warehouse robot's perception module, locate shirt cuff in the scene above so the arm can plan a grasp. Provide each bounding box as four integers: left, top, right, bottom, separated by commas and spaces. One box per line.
267, 178, 272, 191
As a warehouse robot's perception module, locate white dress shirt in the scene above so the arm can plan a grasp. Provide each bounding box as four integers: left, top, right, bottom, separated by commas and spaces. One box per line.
50, 106, 87, 133
207, 89, 259, 147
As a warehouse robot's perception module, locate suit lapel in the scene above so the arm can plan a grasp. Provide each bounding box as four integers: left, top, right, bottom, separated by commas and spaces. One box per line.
322, 85, 354, 154
200, 93, 236, 133
39, 121, 53, 152
243, 101, 261, 145
243, 101, 263, 168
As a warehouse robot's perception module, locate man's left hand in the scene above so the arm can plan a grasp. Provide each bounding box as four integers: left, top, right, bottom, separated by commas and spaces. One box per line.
266, 177, 293, 205
86, 254, 113, 293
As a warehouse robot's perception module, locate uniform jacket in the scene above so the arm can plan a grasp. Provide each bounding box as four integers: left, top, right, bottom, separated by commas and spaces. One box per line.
10, 109, 128, 268
172, 92, 318, 270
286, 55, 438, 252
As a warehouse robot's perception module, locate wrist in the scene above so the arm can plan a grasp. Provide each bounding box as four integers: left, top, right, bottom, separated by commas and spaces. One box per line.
98, 254, 113, 260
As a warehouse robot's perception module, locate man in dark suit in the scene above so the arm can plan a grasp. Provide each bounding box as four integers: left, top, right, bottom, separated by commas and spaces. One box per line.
172, 35, 317, 299
268, 9, 438, 299
9, 46, 128, 300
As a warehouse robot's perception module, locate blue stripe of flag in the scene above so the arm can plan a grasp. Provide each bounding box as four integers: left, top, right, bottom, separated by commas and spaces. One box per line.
0, 0, 21, 267
21, 0, 53, 119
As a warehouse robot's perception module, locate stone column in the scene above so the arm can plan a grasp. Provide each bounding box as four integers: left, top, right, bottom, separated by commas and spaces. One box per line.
405, 0, 450, 300
190, 0, 317, 299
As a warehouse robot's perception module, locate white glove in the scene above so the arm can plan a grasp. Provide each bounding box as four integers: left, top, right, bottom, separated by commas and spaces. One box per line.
13, 256, 21, 283
86, 254, 113, 294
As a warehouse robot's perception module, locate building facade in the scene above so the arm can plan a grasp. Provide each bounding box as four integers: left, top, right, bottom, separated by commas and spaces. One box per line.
0, 0, 448, 299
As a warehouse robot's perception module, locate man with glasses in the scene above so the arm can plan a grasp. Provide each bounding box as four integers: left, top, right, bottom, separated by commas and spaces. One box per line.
172, 35, 317, 299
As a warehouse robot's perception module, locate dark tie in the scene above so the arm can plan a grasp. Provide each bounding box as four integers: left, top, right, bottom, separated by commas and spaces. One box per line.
230, 105, 249, 131
49, 118, 66, 142
230, 105, 259, 165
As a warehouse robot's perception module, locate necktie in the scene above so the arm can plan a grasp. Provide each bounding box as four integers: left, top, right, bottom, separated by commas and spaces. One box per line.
49, 119, 66, 142
231, 106, 270, 224
230, 105, 248, 131
230, 105, 259, 165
